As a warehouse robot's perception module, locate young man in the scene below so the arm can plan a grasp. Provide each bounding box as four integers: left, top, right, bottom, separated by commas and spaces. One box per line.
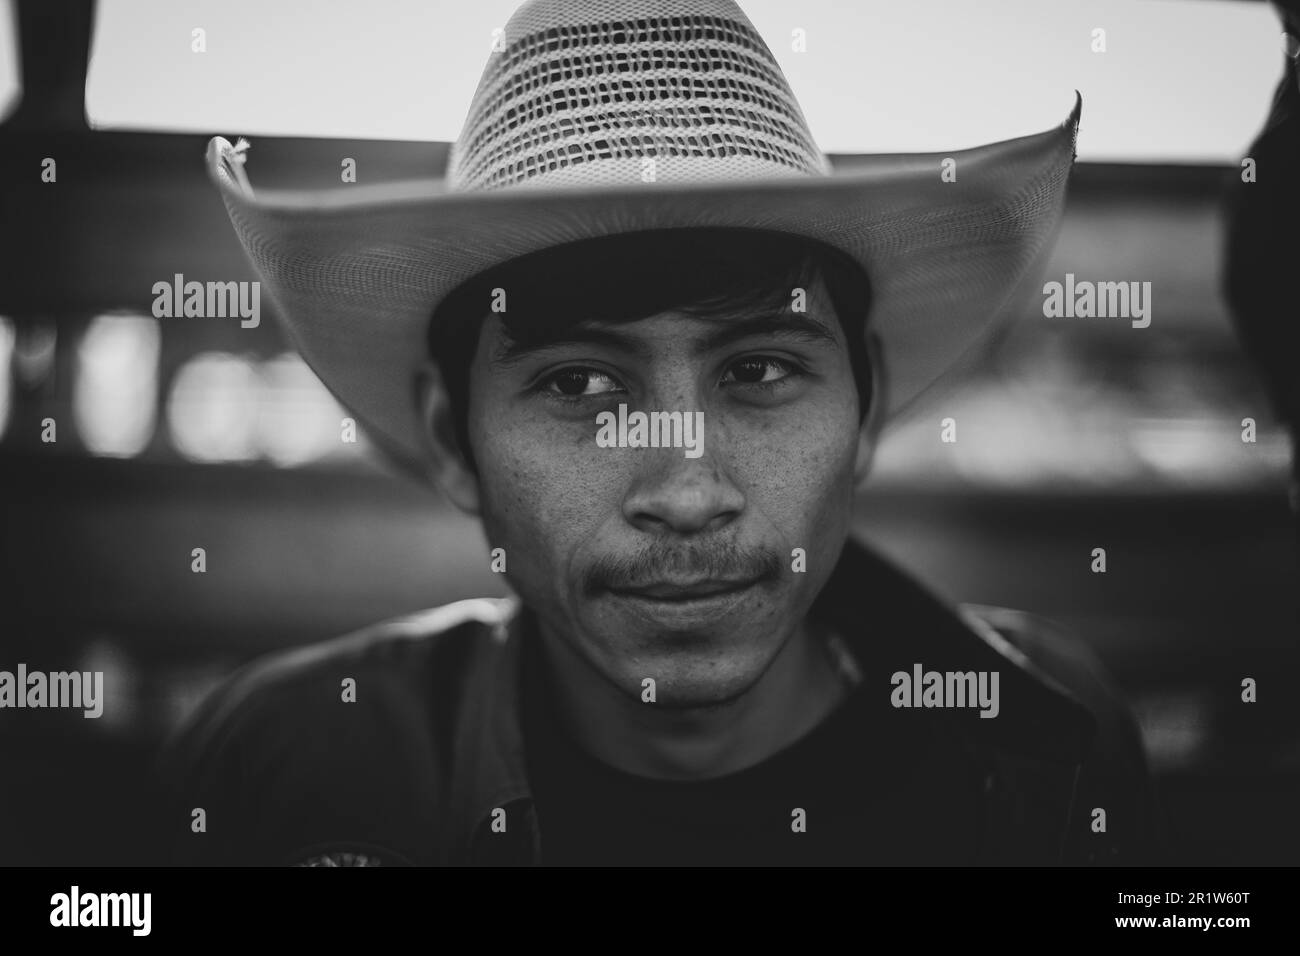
158, 0, 1157, 866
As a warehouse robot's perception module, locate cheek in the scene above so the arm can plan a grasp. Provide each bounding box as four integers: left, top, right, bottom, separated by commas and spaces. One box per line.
472, 414, 622, 566
723, 404, 860, 530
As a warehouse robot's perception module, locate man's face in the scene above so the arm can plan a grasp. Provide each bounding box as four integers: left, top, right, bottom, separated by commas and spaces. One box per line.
463, 274, 867, 708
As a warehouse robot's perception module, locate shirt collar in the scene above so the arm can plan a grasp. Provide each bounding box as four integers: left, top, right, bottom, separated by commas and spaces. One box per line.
809, 535, 1096, 761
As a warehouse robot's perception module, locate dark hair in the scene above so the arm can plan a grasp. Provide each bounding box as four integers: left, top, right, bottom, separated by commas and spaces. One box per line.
427, 227, 873, 469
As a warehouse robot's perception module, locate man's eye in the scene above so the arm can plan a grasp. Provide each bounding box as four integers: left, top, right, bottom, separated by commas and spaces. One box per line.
721, 357, 800, 387
539, 367, 624, 397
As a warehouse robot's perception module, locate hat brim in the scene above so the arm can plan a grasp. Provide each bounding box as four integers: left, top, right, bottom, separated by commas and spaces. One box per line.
206, 94, 1080, 481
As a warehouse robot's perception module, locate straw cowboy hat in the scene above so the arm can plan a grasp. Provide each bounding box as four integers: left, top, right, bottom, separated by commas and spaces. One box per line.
205, 0, 1081, 479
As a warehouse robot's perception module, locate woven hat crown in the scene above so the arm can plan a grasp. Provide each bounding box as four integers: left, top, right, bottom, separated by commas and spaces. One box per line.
446, 0, 833, 191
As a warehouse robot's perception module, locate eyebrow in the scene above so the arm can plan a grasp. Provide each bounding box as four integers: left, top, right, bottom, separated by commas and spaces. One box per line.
489, 312, 842, 368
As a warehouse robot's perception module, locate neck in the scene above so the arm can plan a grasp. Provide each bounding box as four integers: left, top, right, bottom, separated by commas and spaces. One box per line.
532, 615, 850, 780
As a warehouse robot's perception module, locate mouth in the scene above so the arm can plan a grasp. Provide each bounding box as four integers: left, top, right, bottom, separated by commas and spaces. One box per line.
604, 578, 762, 629
610, 578, 759, 601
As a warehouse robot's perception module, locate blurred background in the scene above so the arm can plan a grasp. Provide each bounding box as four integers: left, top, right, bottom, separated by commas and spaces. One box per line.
1, 0, 1297, 865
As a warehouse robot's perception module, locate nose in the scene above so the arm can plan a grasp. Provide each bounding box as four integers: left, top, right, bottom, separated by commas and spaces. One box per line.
622, 446, 745, 536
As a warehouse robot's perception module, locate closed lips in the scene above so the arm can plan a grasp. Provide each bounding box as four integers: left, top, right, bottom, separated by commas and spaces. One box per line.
610, 579, 757, 600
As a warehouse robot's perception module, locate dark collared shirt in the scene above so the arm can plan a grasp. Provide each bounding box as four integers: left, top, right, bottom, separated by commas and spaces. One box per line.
155, 536, 1159, 866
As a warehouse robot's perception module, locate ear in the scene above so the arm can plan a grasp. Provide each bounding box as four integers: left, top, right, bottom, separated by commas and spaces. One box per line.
852, 330, 886, 486
415, 363, 481, 514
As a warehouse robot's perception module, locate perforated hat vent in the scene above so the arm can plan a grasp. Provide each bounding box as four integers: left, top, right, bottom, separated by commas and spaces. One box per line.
446, 0, 833, 191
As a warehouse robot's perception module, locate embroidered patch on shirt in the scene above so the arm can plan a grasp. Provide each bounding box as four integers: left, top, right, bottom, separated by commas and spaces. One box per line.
286, 844, 414, 867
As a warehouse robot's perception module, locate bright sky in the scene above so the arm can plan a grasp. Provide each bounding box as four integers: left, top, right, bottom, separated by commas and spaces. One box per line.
0, 0, 1287, 161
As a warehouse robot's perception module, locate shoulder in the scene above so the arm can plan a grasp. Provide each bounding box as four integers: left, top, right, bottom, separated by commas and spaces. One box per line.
958, 603, 1163, 864
167, 596, 515, 762
186, 597, 512, 725
958, 604, 1131, 733
154, 596, 517, 866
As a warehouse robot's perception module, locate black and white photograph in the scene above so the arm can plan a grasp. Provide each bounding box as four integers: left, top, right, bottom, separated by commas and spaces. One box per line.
1, 0, 1297, 936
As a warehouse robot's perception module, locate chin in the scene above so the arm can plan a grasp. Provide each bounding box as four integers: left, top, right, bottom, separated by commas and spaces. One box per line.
623, 651, 770, 710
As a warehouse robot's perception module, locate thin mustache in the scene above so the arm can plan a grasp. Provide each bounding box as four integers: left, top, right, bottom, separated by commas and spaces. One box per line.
587, 542, 782, 594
